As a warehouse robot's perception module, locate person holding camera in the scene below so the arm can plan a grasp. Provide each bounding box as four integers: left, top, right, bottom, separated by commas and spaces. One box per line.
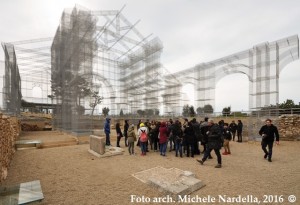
259, 119, 279, 162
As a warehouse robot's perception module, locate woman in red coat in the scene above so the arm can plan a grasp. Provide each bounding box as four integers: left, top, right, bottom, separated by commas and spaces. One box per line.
159, 121, 168, 156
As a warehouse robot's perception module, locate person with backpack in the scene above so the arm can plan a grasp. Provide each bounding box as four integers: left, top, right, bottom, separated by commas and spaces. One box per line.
222, 123, 232, 155
138, 123, 148, 156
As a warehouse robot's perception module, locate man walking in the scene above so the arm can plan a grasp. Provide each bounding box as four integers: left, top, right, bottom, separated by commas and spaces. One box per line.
197, 119, 222, 168
259, 119, 279, 162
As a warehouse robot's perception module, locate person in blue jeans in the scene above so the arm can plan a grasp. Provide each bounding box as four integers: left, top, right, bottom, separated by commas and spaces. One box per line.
104, 117, 111, 146
259, 119, 279, 162
159, 121, 168, 156
173, 120, 183, 157
138, 123, 148, 156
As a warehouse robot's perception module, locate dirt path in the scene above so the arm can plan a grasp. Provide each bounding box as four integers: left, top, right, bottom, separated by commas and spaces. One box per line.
1, 131, 299, 205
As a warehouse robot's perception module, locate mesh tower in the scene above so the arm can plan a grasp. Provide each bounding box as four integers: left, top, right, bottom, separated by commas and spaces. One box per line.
51, 7, 98, 131
51, 5, 163, 132
1, 43, 22, 115
164, 35, 299, 114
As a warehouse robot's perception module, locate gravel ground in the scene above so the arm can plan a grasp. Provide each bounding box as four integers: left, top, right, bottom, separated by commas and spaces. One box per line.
1, 131, 299, 205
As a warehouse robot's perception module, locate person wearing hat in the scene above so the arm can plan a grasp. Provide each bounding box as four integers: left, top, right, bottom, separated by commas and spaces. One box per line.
138, 123, 148, 156
104, 117, 111, 146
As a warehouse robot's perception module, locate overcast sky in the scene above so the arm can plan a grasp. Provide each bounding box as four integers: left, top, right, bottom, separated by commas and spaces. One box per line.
0, 0, 300, 112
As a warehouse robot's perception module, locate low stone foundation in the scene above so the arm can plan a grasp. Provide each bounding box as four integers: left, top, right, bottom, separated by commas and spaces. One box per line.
132, 167, 205, 196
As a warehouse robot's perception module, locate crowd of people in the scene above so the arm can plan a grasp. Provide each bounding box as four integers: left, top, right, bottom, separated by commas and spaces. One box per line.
103, 117, 279, 168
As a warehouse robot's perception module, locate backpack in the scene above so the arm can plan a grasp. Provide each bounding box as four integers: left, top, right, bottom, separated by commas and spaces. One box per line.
140, 130, 148, 142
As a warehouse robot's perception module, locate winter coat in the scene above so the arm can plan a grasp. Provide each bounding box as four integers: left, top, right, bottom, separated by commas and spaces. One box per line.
207, 124, 222, 149
192, 121, 202, 142
200, 121, 209, 144
104, 118, 110, 134
237, 122, 243, 133
172, 123, 183, 142
116, 125, 123, 138
183, 126, 197, 144
229, 122, 237, 132
223, 128, 232, 140
127, 127, 136, 143
259, 124, 279, 142
159, 123, 168, 144
124, 121, 129, 137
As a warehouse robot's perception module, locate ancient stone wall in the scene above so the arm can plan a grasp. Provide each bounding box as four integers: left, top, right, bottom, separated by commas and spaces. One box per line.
0, 113, 20, 183
276, 115, 300, 141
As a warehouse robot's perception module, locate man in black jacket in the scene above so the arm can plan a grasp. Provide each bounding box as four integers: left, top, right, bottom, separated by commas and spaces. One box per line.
259, 119, 279, 162
197, 119, 222, 168
229, 120, 237, 141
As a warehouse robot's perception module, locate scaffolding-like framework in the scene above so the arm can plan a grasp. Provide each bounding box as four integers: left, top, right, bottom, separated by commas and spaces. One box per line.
1, 43, 22, 114
0, 5, 299, 134
164, 35, 299, 114
50, 5, 164, 131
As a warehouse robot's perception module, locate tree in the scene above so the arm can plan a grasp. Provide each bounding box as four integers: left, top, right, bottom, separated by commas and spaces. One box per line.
137, 109, 145, 116
76, 105, 85, 115
196, 107, 204, 115
203, 104, 213, 113
189, 106, 196, 117
102, 107, 110, 117
120, 109, 124, 116
89, 91, 103, 116
182, 104, 190, 117
222, 106, 231, 116
145, 109, 154, 116
279, 99, 299, 109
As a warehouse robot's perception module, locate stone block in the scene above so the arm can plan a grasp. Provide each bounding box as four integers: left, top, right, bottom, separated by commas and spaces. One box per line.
89, 135, 105, 155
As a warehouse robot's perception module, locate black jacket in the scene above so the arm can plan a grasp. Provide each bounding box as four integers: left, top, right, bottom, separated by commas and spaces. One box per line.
223, 128, 232, 140
200, 122, 209, 144
183, 126, 196, 143
259, 124, 279, 142
207, 124, 222, 149
237, 122, 243, 132
229, 123, 237, 132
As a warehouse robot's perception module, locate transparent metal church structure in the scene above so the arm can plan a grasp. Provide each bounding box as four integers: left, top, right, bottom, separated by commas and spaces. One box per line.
0, 5, 299, 133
